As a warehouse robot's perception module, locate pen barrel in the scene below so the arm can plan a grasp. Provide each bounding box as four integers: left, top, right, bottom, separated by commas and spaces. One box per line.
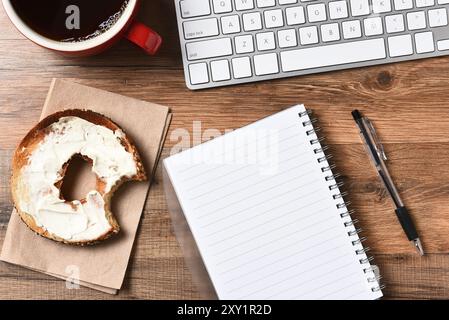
395, 206, 419, 241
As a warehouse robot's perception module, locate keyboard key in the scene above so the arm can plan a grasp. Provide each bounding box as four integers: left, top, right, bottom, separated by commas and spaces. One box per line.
213, 0, 233, 13
257, 0, 276, 7
428, 8, 448, 27
350, 0, 370, 16
232, 57, 253, 78
264, 9, 285, 28
221, 15, 241, 34
394, 0, 413, 9
254, 53, 279, 75
372, 0, 392, 13
388, 34, 413, 56
385, 14, 405, 33
342, 20, 362, 39
438, 0, 449, 4
180, 0, 211, 18
364, 17, 383, 36
211, 60, 231, 81
183, 18, 219, 40
279, 0, 298, 3
235, 34, 255, 53
329, 1, 349, 19
186, 38, 233, 60
415, 32, 435, 53
437, 39, 449, 50
256, 32, 276, 50
307, 3, 327, 22
416, 0, 434, 7
281, 39, 386, 71
278, 29, 298, 48
243, 12, 263, 31
235, 0, 255, 10
189, 63, 209, 84
299, 26, 319, 44
321, 23, 340, 42
407, 11, 426, 30
286, 6, 306, 25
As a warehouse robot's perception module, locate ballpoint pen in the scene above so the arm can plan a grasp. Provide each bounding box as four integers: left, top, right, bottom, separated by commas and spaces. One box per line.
352, 110, 424, 256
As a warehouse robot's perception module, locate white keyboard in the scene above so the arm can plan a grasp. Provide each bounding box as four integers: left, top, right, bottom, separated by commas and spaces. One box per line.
175, 0, 449, 90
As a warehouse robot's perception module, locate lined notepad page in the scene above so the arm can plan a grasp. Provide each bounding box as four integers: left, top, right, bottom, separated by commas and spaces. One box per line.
164, 105, 382, 300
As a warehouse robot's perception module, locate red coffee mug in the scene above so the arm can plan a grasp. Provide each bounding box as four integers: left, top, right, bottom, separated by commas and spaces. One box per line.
1, 0, 162, 57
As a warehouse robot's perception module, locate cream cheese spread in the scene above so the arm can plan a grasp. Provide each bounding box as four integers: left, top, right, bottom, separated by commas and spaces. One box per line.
18, 116, 137, 242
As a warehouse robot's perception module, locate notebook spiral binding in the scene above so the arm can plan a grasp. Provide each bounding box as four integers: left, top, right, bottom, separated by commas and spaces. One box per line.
298, 109, 385, 294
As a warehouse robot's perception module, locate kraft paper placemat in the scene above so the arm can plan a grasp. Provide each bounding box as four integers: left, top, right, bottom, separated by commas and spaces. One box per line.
0, 79, 171, 294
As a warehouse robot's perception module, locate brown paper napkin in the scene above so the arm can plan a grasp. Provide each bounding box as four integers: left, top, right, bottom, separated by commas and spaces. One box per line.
0, 79, 171, 294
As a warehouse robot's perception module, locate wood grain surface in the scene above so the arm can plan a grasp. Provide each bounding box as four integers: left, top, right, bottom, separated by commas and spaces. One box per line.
1, 0, 449, 300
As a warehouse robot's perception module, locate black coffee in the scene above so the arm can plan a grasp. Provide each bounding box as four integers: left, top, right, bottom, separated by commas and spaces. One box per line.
10, 0, 129, 42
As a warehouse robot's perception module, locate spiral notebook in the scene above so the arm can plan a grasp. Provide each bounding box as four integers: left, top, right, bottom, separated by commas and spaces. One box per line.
163, 105, 383, 300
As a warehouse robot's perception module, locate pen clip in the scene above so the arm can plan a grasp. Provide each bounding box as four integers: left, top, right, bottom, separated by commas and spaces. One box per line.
365, 118, 387, 161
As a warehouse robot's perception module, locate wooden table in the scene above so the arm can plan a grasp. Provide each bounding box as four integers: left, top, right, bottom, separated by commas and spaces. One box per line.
1, 0, 449, 300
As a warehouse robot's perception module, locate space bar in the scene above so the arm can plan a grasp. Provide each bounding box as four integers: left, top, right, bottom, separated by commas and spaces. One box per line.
280, 39, 386, 72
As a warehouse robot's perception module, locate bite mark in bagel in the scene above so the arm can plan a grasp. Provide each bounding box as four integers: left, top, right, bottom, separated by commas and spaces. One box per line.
11, 110, 147, 245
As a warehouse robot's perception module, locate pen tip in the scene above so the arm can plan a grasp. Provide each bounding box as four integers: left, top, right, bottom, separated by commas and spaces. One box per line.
352, 110, 362, 121
413, 238, 425, 256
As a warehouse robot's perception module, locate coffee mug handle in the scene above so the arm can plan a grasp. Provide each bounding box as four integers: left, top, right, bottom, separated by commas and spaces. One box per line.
125, 21, 162, 55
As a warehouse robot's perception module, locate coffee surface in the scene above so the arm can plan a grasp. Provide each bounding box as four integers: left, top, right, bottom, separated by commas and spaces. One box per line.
10, 0, 129, 42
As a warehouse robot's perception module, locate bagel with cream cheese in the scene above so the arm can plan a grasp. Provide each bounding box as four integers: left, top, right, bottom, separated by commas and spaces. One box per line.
11, 109, 146, 245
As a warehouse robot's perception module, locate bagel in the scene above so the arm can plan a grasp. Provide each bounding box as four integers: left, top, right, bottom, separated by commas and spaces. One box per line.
11, 109, 147, 245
